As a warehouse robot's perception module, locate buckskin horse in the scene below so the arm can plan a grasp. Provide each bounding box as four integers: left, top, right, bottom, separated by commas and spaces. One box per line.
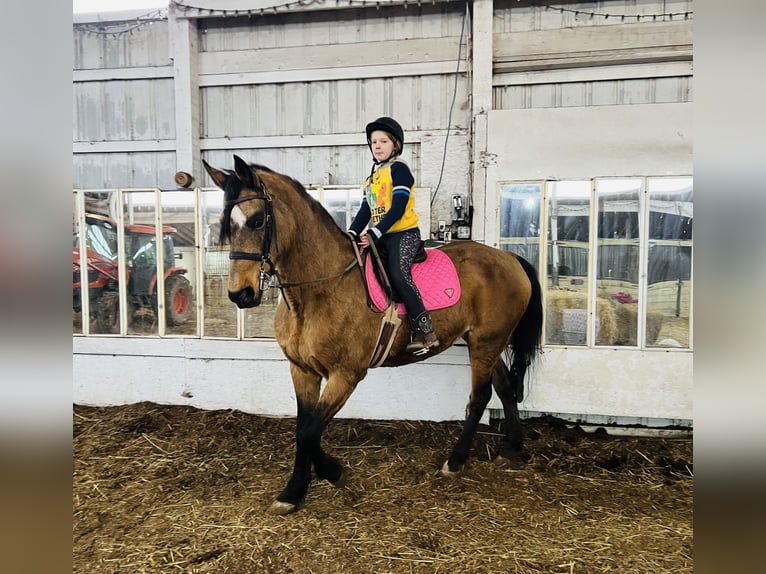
203, 155, 543, 515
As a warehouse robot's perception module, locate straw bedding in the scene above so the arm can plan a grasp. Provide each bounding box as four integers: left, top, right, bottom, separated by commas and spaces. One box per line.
73, 403, 692, 573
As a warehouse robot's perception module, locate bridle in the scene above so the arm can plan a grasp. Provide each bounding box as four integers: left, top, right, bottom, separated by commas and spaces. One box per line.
225, 177, 277, 295
225, 177, 357, 303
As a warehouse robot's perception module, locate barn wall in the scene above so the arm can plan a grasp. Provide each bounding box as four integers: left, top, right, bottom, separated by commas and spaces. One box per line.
73, 338, 691, 423
73, 13, 177, 188
73, 0, 694, 426
73, 1, 472, 229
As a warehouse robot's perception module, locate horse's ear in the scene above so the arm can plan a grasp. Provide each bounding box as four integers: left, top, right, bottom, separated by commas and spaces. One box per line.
202, 160, 228, 189
233, 155, 256, 189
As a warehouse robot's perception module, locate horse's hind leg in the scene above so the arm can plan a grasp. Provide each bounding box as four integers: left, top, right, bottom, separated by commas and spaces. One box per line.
442, 357, 495, 476
491, 360, 525, 469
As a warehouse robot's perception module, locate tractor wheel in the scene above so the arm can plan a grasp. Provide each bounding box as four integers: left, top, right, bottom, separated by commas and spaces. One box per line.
165, 274, 193, 326
93, 292, 120, 334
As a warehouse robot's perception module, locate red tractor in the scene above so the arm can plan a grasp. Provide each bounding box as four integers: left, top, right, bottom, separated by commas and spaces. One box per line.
73, 212, 193, 332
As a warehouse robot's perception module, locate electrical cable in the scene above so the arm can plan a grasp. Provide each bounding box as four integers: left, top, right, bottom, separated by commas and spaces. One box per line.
430, 0, 468, 207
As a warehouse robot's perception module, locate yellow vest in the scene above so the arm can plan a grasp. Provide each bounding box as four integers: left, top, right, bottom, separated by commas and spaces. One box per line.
364, 159, 419, 233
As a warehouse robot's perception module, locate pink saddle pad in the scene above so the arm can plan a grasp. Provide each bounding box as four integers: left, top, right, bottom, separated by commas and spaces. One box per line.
365, 248, 461, 315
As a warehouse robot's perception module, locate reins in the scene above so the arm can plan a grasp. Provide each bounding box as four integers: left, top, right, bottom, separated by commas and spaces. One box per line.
277, 259, 357, 289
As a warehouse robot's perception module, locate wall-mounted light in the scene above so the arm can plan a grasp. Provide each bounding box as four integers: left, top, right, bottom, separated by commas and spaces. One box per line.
451, 194, 465, 223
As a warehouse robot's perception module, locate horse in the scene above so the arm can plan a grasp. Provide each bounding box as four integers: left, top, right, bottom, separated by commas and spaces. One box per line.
203, 155, 543, 515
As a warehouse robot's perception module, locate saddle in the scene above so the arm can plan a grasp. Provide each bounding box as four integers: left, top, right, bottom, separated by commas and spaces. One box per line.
350, 236, 461, 367
363, 242, 461, 315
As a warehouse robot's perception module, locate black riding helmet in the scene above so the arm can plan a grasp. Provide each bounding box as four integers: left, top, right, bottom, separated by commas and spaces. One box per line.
365, 117, 404, 160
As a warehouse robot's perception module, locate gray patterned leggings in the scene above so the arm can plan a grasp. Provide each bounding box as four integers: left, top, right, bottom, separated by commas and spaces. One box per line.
378, 228, 426, 320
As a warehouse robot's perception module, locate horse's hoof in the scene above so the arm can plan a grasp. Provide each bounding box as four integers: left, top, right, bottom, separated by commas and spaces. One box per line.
331, 468, 350, 489
441, 460, 461, 477
267, 501, 299, 516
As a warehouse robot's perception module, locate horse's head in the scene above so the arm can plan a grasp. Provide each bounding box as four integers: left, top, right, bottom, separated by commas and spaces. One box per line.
204, 154, 354, 309
203, 155, 275, 308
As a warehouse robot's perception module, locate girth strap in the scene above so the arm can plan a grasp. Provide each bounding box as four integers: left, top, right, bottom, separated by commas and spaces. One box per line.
348, 234, 403, 367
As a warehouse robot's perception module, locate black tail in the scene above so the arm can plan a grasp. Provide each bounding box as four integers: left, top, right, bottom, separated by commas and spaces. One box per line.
505, 255, 543, 401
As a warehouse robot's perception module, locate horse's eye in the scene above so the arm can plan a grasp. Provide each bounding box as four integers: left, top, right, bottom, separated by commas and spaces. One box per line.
248, 215, 265, 230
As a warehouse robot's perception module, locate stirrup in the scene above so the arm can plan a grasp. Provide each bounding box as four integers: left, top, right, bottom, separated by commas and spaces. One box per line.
406, 332, 440, 356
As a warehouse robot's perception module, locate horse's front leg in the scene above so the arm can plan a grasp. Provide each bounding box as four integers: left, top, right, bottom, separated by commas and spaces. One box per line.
269, 366, 358, 515
269, 363, 321, 515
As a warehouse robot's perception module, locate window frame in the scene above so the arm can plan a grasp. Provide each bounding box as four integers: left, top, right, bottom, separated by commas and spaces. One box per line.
496, 176, 692, 351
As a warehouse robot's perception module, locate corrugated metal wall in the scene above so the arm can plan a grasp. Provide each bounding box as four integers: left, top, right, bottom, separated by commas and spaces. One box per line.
73, 18, 170, 68
492, 0, 693, 110
72, 0, 693, 207
495, 76, 693, 109
73, 17, 175, 188
73, 2, 471, 200
197, 3, 469, 191
492, 0, 693, 32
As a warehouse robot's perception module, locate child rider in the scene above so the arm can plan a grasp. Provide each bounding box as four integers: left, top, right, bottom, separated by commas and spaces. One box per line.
348, 116, 440, 355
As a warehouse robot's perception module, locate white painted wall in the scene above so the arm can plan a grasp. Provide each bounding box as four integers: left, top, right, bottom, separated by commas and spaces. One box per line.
73, 337, 691, 423
481, 102, 693, 245
73, 338, 475, 421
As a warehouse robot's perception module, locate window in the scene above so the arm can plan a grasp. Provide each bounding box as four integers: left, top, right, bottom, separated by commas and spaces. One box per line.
498, 182, 542, 267
498, 176, 692, 350
645, 177, 692, 348
595, 178, 642, 347
73, 185, 364, 339
545, 181, 591, 346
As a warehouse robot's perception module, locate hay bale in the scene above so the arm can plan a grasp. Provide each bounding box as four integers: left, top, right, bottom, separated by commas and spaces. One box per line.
595, 297, 618, 345
611, 303, 664, 346
545, 290, 617, 345
613, 303, 637, 345
646, 311, 664, 344
204, 276, 229, 300
545, 290, 587, 344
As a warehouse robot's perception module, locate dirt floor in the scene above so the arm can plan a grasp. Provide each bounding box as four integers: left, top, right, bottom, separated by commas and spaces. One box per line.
73, 403, 693, 573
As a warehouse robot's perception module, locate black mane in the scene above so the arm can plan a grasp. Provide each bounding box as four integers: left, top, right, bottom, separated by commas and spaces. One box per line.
218, 163, 343, 245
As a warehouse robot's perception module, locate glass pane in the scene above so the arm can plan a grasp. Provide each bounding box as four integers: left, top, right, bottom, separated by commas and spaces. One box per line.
498, 182, 542, 270
77, 191, 122, 335
595, 178, 642, 346
545, 181, 591, 346
123, 191, 159, 336
243, 282, 279, 339
160, 190, 198, 336
72, 193, 83, 335
201, 188, 239, 338
322, 187, 364, 230
646, 177, 692, 348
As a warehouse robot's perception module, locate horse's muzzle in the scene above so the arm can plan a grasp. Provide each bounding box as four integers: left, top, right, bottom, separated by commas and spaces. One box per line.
228, 286, 261, 308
